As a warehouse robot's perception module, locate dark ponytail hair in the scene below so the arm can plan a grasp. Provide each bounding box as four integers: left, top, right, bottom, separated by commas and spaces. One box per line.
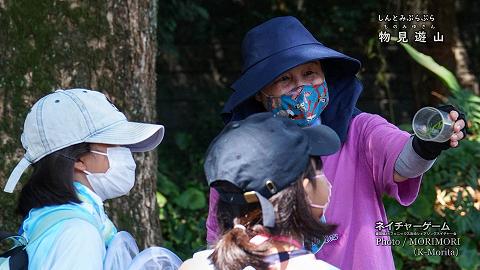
16, 143, 90, 218
210, 157, 335, 270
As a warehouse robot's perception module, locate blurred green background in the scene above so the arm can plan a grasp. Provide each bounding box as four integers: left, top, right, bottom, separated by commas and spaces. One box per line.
1, 0, 479, 269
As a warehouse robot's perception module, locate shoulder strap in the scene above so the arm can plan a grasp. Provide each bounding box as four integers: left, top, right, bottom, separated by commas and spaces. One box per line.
28, 209, 99, 244
0, 232, 18, 241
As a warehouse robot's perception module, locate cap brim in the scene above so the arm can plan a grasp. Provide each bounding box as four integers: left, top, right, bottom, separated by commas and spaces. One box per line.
302, 124, 341, 156
85, 120, 165, 152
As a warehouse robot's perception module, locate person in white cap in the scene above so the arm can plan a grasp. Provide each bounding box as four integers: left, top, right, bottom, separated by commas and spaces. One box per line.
3, 89, 164, 269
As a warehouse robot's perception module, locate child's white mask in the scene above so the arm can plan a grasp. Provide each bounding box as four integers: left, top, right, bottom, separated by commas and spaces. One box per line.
84, 147, 136, 201
308, 173, 332, 210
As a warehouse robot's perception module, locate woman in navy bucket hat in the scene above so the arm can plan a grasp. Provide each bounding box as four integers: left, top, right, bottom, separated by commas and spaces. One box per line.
206, 16, 467, 269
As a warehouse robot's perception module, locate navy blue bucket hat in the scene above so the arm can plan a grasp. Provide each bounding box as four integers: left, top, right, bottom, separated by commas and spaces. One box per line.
222, 16, 364, 142
224, 16, 361, 114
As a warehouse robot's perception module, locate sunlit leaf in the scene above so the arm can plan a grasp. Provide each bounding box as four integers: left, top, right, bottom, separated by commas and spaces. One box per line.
398, 42, 461, 93
156, 192, 167, 208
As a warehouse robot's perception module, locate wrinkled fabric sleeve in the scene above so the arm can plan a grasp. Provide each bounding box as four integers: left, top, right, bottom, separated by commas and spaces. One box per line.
206, 188, 221, 245
29, 219, 105, 270
358, 113, 422, 206
394, 136, 436, 178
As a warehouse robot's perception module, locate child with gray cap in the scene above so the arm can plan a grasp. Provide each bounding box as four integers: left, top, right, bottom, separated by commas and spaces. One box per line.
180, 112, 341, 270
1, 89, 164, 269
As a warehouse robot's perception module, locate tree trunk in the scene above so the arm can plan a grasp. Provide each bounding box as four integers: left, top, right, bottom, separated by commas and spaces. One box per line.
0, 0, 160, 248
103, 0, 162, 248
452, 29, 479, 94
455, 0, 480, 95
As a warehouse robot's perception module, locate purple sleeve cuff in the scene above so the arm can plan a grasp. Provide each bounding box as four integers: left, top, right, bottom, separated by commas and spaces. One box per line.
382, 130, 422, 206
393, 175, 422, 206
360, 113, 423, 206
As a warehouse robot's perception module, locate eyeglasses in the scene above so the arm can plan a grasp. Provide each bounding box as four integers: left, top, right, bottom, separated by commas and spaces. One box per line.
261, 85, 304, 99
261, 86, 306, 111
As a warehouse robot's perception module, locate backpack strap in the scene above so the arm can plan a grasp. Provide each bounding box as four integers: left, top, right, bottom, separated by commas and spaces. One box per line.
28, 208, 100, 244
0, 232, 28, 270
0, 232, 18, 242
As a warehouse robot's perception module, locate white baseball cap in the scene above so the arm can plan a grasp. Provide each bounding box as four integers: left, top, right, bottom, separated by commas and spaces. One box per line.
4, 88, 165, 193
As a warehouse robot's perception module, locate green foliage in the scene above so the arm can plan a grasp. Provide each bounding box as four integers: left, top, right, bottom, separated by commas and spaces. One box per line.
385, 141, 480, 270
156, 132, 210, 260
158, 0, 210, 56
399, 42, 462, 93
448, 91, 480, 137
398, 42, 480, 136
386, 43, 480, 270
156, 177, 207, 260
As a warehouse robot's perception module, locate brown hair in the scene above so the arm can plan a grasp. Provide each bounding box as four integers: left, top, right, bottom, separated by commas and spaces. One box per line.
210, 157, 336, 270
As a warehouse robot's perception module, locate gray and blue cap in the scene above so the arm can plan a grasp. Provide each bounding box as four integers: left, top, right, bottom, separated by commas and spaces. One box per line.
4, 89, 165, 193
204, 112, 340, 228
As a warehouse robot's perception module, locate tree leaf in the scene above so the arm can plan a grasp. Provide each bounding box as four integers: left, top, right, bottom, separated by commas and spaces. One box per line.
156, 192, 167, 208
174, 187, 206, 210
407, 195, 432, 219
398, 42, 461, 93
454, 238, 480, 270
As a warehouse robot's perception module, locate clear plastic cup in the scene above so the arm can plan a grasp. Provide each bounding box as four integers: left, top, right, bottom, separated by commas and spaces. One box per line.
412, 107, 453, 142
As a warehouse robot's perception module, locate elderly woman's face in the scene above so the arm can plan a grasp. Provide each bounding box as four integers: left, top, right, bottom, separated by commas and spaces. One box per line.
257, 61, 325, 101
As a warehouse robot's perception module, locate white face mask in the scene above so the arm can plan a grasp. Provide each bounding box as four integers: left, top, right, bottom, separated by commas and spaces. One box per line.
308, 173, 332, 210
306, 174, 332, 254
84, 147, 136, 201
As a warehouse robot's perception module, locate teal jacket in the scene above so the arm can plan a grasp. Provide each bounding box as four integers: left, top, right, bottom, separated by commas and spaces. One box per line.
21, 182, 117, 270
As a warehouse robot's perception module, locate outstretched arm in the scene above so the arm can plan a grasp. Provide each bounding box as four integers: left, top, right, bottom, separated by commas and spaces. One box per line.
394, 109, 466, 182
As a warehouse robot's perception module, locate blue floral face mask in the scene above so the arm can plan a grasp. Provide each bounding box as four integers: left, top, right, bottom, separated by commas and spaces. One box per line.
263, 81, 329, 127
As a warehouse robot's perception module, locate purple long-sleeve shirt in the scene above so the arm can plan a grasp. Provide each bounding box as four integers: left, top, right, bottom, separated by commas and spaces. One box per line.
206, 113, 423, 269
